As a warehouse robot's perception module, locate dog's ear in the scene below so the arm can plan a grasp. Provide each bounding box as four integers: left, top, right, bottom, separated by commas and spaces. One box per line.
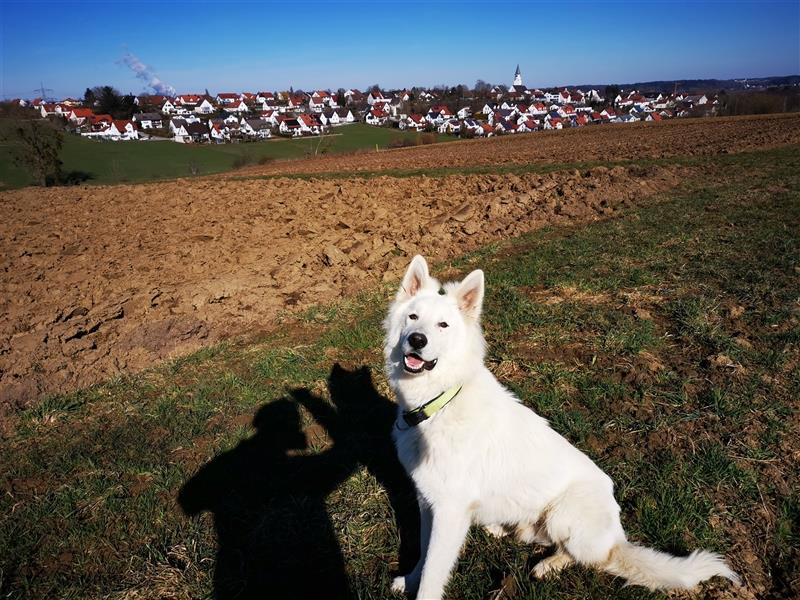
455, 269, 484, 320
398, 255, 430, 301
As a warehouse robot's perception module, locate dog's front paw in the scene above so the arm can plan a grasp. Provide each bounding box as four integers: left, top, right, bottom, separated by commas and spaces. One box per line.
391, 575, 407, 593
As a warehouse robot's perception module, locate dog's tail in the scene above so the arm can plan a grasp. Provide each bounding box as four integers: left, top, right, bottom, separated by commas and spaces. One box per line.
602, 542, 740, 590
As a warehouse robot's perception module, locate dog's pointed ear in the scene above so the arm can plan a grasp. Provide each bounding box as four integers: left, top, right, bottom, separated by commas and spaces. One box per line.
455, 269, 484, 320
398, 255, 430, 302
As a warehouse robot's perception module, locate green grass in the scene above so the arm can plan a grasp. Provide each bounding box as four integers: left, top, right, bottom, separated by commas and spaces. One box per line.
0, 146, 798, 599
0, 121, 452, 190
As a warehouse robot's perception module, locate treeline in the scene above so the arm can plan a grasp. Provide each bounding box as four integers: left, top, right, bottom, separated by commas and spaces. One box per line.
717, 88, 800, 116
83, 86, 138, 119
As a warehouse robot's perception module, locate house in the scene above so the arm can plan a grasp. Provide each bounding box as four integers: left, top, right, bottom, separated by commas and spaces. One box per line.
456, 107, 472, 119
399, 114, 427, 131
160, 99, 177, 114
530, 102, 548, 115
318, 108, 354, 126
684, 94, 708, 106
489, 109, 515, 124
544, 118, 563, 130
257, 91, 276, 105
461, 119, 483, 136
437, 119, 461, 134
287, 94, 307, 110
575, 114, 589, 127
106, 120, 139, 140
225, 100, 250, 114
216, 93, 241, 105
425, 105, 453, 124
67, 108, 95, 125
480, 123, 495, 137
194, 99, 215, 114
88, 114, 113, 130
241, 119, 272, 139
259, 110, 278, 126
569, 91, 585, 105
309, 90, 338, 112
333, 108, 355, 124
297, 113, 322, 135
558, 104, 576, 118
319, 108, 341, 126
173, 120, 210, 143
278, 117, 303, 136
516, 119, 538, 133
39, 103, 65, 117
133, 112, 163, 129
367, 90, 391, 105
365, 106, 388, 126
644, 112, 663, 122
176, 94, 203, 110
209, 122, 229, 143
344, 89, 366, 105
495, 119, 517, 134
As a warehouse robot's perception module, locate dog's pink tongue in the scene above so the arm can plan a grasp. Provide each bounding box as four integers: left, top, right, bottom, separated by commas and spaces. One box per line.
405, 354, 425, 369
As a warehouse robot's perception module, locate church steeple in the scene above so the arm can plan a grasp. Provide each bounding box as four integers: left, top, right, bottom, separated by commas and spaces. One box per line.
513, 64, 523, 87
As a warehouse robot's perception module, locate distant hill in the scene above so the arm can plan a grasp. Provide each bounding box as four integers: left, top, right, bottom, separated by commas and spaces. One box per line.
568, 75, 800, 93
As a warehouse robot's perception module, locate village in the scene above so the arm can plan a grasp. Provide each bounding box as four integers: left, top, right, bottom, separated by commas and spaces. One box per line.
23, 66, 719, 143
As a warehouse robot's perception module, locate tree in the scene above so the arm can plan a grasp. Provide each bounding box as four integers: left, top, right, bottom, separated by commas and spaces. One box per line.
5, 121, 63, 186
605, 85, 621, 104
84, 87, 97, 107
474, 79, 491, 95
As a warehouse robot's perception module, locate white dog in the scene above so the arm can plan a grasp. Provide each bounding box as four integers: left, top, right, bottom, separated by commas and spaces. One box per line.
384, 255, 739, 600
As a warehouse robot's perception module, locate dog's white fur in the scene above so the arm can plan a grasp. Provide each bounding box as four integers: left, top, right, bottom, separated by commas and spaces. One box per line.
384, 255, 739, 600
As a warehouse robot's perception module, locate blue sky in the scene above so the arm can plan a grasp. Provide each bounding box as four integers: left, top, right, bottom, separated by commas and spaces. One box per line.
1, 1, 798, 99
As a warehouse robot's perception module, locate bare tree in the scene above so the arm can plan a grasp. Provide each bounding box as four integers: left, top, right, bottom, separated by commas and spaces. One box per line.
4, 120, 63, 186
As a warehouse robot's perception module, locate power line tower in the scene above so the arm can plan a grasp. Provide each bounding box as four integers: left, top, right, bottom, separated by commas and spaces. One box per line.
33, 82, 54, 101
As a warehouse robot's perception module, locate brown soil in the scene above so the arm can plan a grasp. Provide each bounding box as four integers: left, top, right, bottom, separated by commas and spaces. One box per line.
236, 113, 800, 177
1, 113, 798, 411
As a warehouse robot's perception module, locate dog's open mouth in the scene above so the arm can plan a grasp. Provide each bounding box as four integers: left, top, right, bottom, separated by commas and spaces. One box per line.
404, 353, 438, 373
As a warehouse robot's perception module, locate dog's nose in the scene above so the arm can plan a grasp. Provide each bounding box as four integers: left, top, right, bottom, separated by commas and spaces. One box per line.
408, 332, 427, 350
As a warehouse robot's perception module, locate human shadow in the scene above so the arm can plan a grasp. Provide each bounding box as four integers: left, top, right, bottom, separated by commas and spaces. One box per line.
178, 364, 419, 600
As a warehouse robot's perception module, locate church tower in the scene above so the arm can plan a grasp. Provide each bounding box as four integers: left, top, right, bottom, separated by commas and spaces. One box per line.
513, 64, 523, 87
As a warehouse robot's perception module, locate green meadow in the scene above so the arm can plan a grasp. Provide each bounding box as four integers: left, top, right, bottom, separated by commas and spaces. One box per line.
0, 121, 450, 190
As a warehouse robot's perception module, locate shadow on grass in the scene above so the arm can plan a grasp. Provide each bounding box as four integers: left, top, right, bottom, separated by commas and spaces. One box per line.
178, 364, 418, 600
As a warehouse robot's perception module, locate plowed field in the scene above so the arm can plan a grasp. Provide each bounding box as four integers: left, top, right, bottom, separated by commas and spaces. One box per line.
1, 113, 799, 410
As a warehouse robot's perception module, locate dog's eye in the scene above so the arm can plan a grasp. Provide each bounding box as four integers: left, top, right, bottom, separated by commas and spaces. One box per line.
409, 314, 418, 320
438, 322, 449, 328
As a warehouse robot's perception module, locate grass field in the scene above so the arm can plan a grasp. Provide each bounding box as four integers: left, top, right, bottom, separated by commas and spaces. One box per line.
0, 146, 798, 599
0, 121, 451, 190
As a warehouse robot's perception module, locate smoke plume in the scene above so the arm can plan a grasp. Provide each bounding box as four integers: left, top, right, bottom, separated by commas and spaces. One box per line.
119, 51, 176, 96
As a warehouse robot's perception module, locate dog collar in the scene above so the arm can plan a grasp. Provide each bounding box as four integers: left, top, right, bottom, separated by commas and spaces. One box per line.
401, 384, 462, 428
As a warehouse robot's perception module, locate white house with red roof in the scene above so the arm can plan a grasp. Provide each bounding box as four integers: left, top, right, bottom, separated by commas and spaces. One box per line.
67, 108, 94, 124
216, 93, 240, 105
105, 120, 139, 140
39, 103, 66, 118
365, 106, 388, 125
399, 113, 427, 132
309, 90, 338, 112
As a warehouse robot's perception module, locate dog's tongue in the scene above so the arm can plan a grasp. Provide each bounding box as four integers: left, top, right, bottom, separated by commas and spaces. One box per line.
405, 354, 425, 370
